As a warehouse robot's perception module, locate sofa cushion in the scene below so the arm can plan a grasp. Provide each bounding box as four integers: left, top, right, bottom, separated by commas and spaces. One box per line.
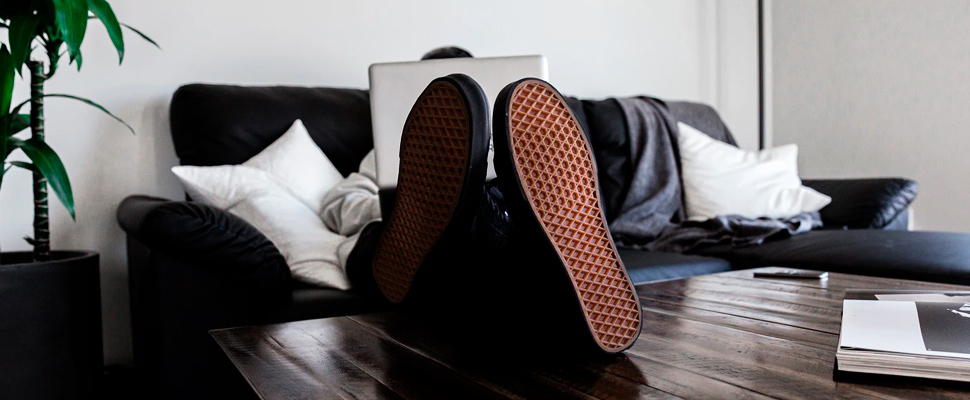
241, 119, 346, 213
171, 118, 357, 290
677, 122, 831, 220
170, 84, 373, 176
694, 230, 970, 285
619, 249, 732, 284
171, 164, 355, 290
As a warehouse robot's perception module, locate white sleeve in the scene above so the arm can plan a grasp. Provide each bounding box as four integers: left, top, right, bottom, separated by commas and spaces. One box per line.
319, 150, 382, 236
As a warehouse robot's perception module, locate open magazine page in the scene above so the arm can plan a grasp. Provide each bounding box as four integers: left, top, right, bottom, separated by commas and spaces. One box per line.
841, 291, 970, 359
843, 290, 970, 301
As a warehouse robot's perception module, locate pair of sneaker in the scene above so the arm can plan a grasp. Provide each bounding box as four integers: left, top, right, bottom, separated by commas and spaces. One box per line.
370, 74, 642, 354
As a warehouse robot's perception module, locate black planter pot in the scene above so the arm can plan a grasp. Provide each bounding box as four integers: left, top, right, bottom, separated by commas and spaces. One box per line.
0, 251, 103, 400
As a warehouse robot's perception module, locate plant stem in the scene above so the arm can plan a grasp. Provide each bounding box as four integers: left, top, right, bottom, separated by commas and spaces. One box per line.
28, 61, 50, 262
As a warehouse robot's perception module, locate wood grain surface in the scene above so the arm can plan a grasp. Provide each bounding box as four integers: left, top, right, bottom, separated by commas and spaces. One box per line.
211, 267, 970, 399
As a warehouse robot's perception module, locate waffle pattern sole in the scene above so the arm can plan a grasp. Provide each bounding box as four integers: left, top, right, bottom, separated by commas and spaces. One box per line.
506, 80, 642, 352
372, 82, 471, 303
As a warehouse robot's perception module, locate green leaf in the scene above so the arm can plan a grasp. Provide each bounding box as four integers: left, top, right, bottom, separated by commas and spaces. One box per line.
3, 136, 13, 158
0, 45, 13, 116
45, 94, 134, 133
8, 160, 37, 172
9, 11, 42, 75
0, 48, 13, 186
10, 93, 134, 134
9, 100, 28, 117
1, 163, 9, 191
0, 138, 6, 191
10, 114, 30, 135
10, 137, 75, 219
51, 0, 88, 70
121, 23, 160, 49
86, 0, 123, 63
44, 38, 64, 77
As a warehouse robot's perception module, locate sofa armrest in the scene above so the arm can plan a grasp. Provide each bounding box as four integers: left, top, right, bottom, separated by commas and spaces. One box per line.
119, 195, 297, 397
117, 195, 291, 293
127, 237, 275, 398
801, 178, 918, 230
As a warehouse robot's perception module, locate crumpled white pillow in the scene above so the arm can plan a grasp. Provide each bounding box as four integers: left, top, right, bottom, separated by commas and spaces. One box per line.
171, 119, 351, 289
677, 122, 831, 221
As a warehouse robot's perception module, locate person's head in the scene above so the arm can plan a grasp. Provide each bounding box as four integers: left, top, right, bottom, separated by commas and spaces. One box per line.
421, 46, 473, 60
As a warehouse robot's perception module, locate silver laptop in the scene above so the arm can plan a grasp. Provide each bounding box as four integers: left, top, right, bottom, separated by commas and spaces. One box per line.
368, 55, 548, 189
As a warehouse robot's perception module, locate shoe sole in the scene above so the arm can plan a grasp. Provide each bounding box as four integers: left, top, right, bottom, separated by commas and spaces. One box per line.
372, 75, 489, 303
494, 79, 642, 353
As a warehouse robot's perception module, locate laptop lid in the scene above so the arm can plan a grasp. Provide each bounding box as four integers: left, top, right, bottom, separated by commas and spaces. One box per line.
369, 55, 548, 189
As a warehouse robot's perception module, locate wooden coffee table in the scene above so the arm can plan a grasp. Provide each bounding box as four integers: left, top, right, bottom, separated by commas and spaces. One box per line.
211, 267, 970, 399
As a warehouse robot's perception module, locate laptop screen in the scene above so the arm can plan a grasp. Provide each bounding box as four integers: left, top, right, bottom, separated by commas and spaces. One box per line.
368, 55, 548, 189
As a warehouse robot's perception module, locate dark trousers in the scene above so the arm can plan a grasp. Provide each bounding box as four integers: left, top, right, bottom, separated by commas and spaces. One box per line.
343, 183, 603, 357
345, 183, 510, 302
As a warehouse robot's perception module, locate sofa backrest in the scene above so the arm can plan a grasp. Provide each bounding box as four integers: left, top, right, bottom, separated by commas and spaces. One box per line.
170, 84, 374, 176
168, 84, 735, 221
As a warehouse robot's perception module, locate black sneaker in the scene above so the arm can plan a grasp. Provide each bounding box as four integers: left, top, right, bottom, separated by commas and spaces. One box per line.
492, 78, 642, 353
371, 74, 490, 303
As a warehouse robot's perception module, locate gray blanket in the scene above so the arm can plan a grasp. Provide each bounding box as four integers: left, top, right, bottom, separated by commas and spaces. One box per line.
609, 97, 684, 247
609, 97, 820, 252
648, 212, 822, 253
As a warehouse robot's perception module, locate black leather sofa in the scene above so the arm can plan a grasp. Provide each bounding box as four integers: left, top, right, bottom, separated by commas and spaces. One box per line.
118, 84, 970, 398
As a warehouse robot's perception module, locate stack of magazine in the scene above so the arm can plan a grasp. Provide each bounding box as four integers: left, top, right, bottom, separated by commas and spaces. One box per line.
837, 289, 970, 382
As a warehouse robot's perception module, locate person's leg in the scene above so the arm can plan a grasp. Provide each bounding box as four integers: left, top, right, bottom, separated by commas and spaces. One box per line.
370, 74, 491, 303
491, 78, 643, 354
344, 221, 385, 299
467, 181, 513, 254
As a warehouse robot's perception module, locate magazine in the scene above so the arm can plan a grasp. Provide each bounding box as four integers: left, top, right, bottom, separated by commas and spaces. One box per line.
837, 289, 970, 382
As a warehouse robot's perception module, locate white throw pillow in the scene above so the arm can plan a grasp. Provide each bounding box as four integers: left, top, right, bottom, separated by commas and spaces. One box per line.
243, 119, 343, 215
677, 122, 831, 221
171, 120, 351, 289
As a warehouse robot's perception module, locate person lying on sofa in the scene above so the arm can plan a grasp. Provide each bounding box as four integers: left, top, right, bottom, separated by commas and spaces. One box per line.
319, 45, 836, 355
310, 45, 640, 354
322, 70, 644, 354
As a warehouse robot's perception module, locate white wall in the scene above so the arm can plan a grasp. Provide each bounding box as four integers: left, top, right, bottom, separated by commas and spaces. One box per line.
712, 0, 761, 151
2, 0, 756, 364
770, 0, 970, 232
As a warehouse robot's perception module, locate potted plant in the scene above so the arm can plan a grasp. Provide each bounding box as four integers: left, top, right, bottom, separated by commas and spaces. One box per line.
0, 1, 155, 397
